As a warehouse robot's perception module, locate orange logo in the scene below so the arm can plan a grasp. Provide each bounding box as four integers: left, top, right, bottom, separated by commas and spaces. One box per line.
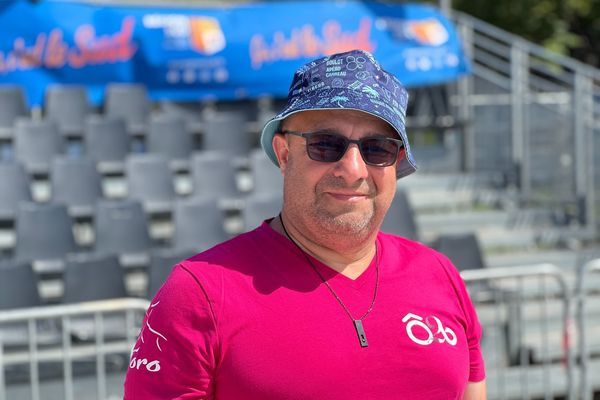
189, 17, 226, 55
409, 19, 448, 46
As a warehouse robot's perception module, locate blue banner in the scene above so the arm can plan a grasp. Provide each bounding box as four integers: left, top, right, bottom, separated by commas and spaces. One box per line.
0, 0, 469, 106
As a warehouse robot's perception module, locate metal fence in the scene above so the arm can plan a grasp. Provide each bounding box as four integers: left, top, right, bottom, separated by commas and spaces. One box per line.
576, 258, 600, 400
462, 264, 575, 400
0, 298, 148, 400
2, 266, 600, 399
449, 12, 600, 234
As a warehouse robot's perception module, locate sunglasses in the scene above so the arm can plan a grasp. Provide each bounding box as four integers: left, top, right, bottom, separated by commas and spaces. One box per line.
280, 130, 403, 167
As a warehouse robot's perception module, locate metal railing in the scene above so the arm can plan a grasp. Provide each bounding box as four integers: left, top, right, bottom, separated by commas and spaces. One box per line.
451, 12, 600, 233
461, 264, 574, 400
0, 298, 148, 400
576, 258, 600, 400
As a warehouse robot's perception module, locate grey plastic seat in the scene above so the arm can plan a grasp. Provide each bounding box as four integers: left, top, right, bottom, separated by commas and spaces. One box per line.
62, 253, 127, 303
104, 83, 150, 135
84, 115, 130, 174
381, 189, 419, 241
0, 261, 41, 310
191, 151, 239, 200
0, 162, 32, 221
173, 197, 229, 252
94, 200, 153, 267
14, 118, 63, 175
147, 114, 194, 170
126, 154, 175, 214
62, 253, 129, 342
50, 156, 103, 218
432, 232, 486, 271
44, 85, 89, 137
0, 85, 28, 139
147, 248, 195, 299
249, 149, 283, 196
242, 194, 282, 232
203, 111, 253, 155
15, 202, 77, 276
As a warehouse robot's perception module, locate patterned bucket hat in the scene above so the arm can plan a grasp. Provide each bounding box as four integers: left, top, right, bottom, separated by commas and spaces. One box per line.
260, 49, 417, 179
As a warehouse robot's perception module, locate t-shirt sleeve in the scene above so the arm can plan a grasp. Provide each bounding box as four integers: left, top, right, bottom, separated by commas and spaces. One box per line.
124, 264, 220, 399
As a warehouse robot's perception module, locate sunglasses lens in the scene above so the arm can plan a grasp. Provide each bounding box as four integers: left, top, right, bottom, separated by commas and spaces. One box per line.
306, 134, 347, 162
360, 138, 400, 166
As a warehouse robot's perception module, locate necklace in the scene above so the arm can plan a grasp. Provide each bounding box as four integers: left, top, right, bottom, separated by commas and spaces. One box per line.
279, 214, 379, 348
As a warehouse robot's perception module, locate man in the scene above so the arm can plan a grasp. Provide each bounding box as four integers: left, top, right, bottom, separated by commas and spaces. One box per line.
124, 49, 486, 399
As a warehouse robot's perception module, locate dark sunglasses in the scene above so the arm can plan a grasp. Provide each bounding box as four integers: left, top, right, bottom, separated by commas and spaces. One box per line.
280, 130, 403, 167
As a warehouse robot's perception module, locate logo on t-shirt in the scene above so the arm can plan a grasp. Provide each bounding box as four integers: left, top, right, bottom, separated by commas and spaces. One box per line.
402, 312, 457, 346
129, 301, 168, 373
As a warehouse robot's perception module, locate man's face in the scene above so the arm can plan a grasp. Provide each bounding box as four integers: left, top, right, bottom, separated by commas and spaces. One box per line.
272, 109, 403, 241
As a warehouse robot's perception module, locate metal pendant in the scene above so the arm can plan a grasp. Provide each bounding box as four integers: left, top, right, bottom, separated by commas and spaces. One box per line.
354, 320, 368, 348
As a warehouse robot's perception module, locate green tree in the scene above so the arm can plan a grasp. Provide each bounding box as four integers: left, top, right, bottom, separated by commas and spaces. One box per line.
451, 0, 600, 67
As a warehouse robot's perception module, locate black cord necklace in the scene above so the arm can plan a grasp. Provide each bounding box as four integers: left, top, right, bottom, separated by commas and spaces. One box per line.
279, 213, 379, 348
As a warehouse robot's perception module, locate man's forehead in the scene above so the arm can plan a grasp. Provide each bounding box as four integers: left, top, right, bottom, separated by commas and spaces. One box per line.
282, 109, 398, 137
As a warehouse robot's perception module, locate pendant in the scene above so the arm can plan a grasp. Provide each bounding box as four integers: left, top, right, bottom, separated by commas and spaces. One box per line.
354, 320, 368, 347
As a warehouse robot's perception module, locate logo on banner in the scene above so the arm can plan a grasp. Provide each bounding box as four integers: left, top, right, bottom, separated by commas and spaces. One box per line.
377, 17, 449, 46
189, 17, 226, 55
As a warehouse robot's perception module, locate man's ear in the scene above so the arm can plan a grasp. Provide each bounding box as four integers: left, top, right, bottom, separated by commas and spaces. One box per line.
272, 133, 290, 173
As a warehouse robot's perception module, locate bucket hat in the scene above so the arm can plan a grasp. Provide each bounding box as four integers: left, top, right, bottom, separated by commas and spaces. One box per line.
260, 49, 417, 179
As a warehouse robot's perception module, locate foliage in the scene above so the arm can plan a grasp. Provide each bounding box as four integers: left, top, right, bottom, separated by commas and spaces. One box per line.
450, 0, 600, 67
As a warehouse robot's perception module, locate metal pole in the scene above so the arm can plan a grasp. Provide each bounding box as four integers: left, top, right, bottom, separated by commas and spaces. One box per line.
573, 72, 595, 231
457, 19, 475, 172
510, 41, 530, 198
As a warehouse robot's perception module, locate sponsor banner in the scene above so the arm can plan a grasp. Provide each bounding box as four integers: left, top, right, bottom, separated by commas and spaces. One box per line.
0, 0, 469, 105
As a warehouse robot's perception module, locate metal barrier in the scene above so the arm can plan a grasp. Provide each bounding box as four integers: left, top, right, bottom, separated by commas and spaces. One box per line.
0, 298, 148, 400
576, 258, 600, 400
461, 264, 575, 400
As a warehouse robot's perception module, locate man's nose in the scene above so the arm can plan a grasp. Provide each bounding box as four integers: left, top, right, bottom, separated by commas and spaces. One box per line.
333, 143, 369, 182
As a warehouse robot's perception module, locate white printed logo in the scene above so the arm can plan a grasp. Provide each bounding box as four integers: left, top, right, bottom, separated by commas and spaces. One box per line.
129, 301, 167, 373
402, 312, 457, 346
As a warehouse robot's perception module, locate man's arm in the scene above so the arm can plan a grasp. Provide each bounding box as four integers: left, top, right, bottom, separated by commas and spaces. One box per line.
463, 380, 487, 400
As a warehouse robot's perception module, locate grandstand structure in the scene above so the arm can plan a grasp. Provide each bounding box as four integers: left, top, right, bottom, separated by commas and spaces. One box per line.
1, 3, 600, 400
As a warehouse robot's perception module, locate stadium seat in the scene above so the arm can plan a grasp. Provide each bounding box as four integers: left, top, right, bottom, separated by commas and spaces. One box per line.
14, 118, 63, 175
432, 232, 486, 271
242, 193, 282, 232
93, 200, 153, 268
147, 114, 194, 170
104, 83, 150, 135
0, 261, 41, 310
50, 156, 103, 218
0, 85, 28, 140
84, 115, 130, 174
249, 148, 283, 196
125, 154, 176, 214
380, 189, 420, 241
14, 202, 77, 269
0, 162, 32, 221
62, 253, 127, 303
202, 110, 253, 155
191, 151, 240, 200
147, 247, 195, 299
172, 197, 229, 252
44, 84, 89, 138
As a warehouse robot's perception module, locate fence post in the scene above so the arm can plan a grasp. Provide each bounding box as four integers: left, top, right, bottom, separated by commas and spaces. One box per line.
457, 19, 475, 172
510, 41, 530, 199
573, 71, 596, 231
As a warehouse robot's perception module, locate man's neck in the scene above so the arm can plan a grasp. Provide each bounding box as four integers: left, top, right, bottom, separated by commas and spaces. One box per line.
270, 214, 377, 280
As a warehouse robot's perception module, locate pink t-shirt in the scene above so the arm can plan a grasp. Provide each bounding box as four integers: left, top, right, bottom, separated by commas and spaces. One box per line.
124, 222, 485, 399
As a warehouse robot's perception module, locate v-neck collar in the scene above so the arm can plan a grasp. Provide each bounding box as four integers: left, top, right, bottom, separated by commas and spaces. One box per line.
261, 221, 380, 291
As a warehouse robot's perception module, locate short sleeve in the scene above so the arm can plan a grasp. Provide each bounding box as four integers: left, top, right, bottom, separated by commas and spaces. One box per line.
124, 264, 220, 399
